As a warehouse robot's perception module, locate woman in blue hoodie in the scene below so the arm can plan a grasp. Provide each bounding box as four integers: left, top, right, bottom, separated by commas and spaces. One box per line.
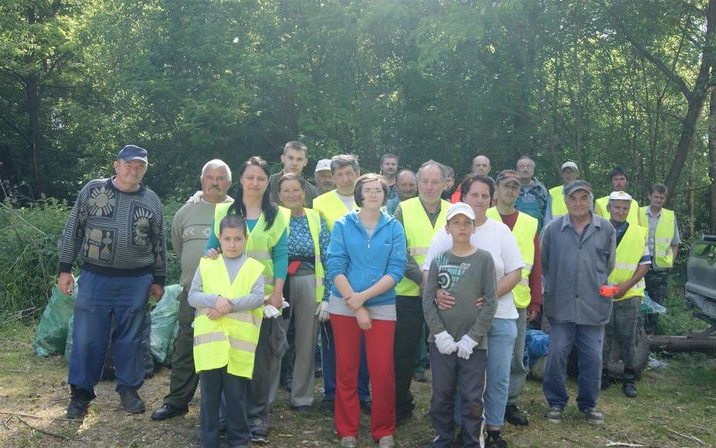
326, 173, 407, 448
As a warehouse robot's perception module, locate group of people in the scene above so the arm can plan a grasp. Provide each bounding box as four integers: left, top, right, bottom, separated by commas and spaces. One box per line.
56, 144, 680, 448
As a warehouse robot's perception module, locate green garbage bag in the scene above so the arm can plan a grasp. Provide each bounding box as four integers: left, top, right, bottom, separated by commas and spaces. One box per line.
150, 284, 182, 367
34, 282, 77, 357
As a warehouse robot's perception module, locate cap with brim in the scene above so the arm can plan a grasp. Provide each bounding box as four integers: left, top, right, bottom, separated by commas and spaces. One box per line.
315, 159, 332, 173
446, 202, 476, 221
563, 180, 593, 197
561, 161, 578, 172
117, 145, 148, 164
496, 170, 521, 185
608, 191, 633, 201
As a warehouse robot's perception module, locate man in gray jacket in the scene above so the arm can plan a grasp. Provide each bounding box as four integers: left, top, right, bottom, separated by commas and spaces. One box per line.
540, 180, 616, 425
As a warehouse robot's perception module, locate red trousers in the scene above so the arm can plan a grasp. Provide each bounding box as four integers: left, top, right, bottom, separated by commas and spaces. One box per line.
330, 313, 396, 440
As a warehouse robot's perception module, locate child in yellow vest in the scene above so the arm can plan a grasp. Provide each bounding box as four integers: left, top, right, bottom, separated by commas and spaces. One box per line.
188, 214, 265, 448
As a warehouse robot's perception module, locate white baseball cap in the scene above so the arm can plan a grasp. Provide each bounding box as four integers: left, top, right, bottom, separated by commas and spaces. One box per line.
608, 191, 633, 201
446, 202, 475, 221
315, 159, 332, 173
561, 161, 579, 172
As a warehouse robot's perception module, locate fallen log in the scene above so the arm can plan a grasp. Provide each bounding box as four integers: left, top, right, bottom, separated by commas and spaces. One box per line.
649, 335, 716, 352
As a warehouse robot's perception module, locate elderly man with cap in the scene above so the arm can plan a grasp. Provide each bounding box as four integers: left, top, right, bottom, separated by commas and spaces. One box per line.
151, 159, 233, 421
601, 191, 650, 398
540, 180, 616, 425
314, 159, 335, 195
487, 170, 542, 427
58, 145, 166, 419
595, 167, 639, 225
268, 141, 319, 207
544, 161, 580, 227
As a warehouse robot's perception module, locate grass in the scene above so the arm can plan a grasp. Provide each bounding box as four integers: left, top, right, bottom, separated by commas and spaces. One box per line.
1, 321, 715, 447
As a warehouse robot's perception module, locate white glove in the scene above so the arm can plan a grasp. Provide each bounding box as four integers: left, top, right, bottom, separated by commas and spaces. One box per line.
281, 299, 290, 310
456, 335, 478, 360
186, 190, 203, 204
434, 331, 458, 355
263, 304, 281, 318
316, 301, 330, 322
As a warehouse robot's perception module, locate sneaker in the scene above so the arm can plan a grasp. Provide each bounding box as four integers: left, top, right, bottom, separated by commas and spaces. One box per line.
378, 435, 395, 447
66, 395, 91, 419
119, 388, 145, 414
250, 428, 269, 443
485, 430, 508, 448
339, 436, 357, 447
580, 407, 604, 425
545, 405, 563, 423
504, 404, 529, 426
622, 381, 637, 398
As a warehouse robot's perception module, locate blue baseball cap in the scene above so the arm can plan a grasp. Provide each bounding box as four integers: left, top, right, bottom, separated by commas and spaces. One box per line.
117, 145, 148, 164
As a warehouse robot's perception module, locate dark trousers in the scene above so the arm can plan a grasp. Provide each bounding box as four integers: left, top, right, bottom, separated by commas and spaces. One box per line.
645, 269, 669, 334
320, 321, 370, 401
429, 344, 486, 448
163, 288, 200, 409
394, 295, 425, 414
604, 296, 641, 371
69, 270, 152, 396
200, 367, 250, 448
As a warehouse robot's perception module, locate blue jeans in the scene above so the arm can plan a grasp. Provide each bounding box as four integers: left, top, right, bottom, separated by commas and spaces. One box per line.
484, 318, 517, 427
543, 322, 605, 411
320, 321, 370, 401
69, 270, 152, 396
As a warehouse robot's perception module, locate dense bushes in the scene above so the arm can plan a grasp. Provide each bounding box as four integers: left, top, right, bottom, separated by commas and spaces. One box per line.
0, 198, 183, 320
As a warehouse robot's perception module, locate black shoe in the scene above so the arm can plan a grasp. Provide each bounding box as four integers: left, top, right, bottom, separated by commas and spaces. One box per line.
360, 399, 372, 415
622, 381, 637, 398
600, 371, 612, 390
65, 394, 91, 419
119, 388, 146, 414
485, 430, 508, 448
151, 403, 188, 421
504, 404, 529, 426
320, 397, 334, 413
293, 405, 311, 415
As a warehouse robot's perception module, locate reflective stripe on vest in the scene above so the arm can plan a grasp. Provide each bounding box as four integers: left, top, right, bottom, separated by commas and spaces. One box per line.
486, 208, 537, 308
313, 190, 353, 231
639, 206, 675, 269
193, 256, 265, 378
214, 202, 289, 295
608, 223, 647, 301
395, 197, 450, 297
595, 197, 639, 226
305, 208, 326, 302
548, 185, 568, 218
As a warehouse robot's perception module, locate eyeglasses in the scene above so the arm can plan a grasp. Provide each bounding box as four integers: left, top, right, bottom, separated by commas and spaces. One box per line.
363, 189, 384, 196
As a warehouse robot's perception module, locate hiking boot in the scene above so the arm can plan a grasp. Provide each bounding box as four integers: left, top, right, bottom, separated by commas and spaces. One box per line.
66, 387, 92, 420
150, 403, 188, 421
250, 428, 269, 443
339, 436, 357, 447
622, 381, 637, 398
377, 435, 395, 447
119, 388, 146, 414
504, 404, 529, 426
580, 407, 604, 425
485, 430, 508, 448
545, 405, 563, 423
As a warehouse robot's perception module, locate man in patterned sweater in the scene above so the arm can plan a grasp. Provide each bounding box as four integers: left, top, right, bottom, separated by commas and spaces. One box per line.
58, 145, 166, 419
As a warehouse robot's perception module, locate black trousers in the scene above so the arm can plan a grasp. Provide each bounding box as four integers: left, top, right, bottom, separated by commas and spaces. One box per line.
394, 295, 425, 414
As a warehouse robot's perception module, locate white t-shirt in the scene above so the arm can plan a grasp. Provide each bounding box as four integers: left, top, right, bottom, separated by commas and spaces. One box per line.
422, 217, 524, 319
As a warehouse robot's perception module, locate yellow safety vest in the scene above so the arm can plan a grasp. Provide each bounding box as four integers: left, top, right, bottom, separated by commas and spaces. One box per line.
214, 202, 289, 295
304, 208, 326, 302
313, 190, 354, 231
395, 197, 450, 297
548, 185, 568, 218
608, 223, 648, 301
486, 208, 537, 308
639, 206, 676, 268
193, 256, 265, 378
595, 196, 639, 225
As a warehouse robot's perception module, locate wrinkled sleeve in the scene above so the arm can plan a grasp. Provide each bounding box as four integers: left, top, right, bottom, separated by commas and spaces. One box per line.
272, 229, 289, 281
204, 219, 219, 254
386, 220, 407, 286
467, 254, 498, 342
318, 217, 332, 302
326, 220, 349, 281
422, 260, 445, 338
59, 185, 89, 273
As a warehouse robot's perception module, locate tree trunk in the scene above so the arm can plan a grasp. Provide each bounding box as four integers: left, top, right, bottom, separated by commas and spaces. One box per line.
649, 335, 716, 352
709, 87, 716, 233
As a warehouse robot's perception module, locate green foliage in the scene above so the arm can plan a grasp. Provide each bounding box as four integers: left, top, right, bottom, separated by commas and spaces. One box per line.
0, 198, 70, 319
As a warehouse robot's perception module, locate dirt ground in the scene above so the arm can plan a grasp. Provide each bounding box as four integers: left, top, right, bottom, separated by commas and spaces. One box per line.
2, 323, 716, 447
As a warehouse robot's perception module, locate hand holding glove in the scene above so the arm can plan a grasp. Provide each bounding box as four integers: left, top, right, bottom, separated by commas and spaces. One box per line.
456, 335, 478, 360
263, 304, 281, 318
434, 331, 458, 355
316, 301, 330, 322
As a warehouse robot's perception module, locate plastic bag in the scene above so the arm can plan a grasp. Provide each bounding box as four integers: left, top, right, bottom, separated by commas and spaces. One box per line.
524, 329, 550, 368
150, 284, 182, 367
34, 283, 77, 357
641, 291, 667, 314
